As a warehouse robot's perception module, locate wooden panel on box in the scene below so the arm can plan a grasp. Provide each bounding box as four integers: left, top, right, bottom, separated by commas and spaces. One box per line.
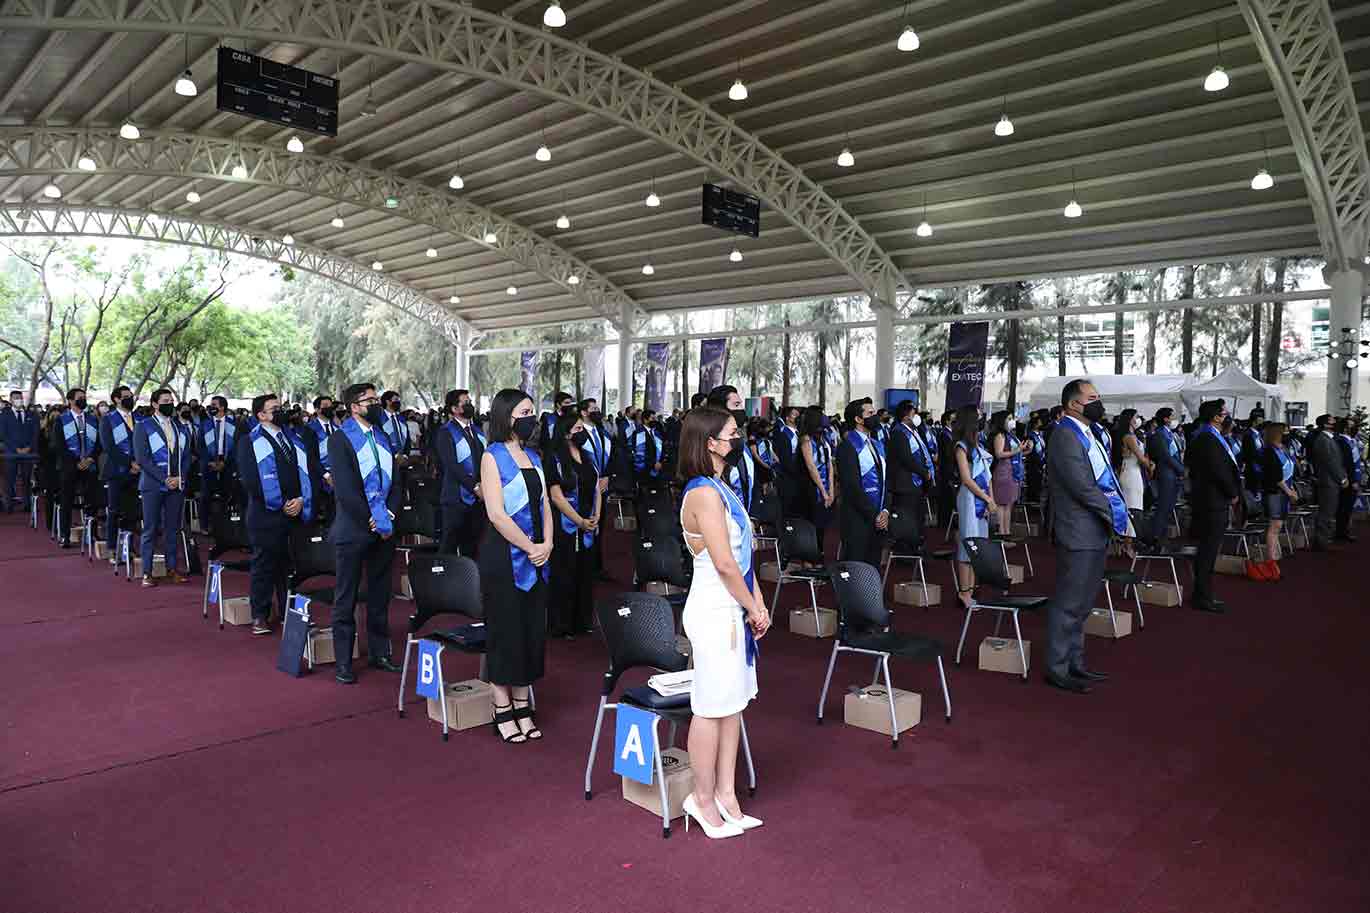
1084, 608, 1132, 638
613, 516, 638, 532
399, 574, 413, 599
92, 541, 109, 560
221, 596, 253, 626
131, 556, 167, 578
308, 628, 362, 665
844, 686, 920, 736
622, 747, 694, 821
893, 581, 941, 607
789, 607, 837, 638
1215, 554, 1248, 576
1138, 582, 1181, 606
978, 636, 1029, 674
1006, 563, 1024, 584
425, 679, 493, 732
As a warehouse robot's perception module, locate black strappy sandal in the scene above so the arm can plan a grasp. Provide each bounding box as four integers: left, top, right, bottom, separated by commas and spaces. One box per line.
511, 697, 543, 740
492, 702, 527, 744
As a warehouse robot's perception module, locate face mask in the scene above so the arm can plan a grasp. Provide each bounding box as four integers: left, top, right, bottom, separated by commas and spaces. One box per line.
911, 414, 922, 427
863, 415, 882, 433
74, 398, 87, 410
1082, 400, 1106, 423
179, 411, 192, 421
364, 403, 386, 426
588, 410, 602, 423
460, 402, 475, 420
206, 405, 218, 417
334, 406, 349, 422
571, 429, 590, 448
730, 408, 747, 427
120, 396, 135, 411
719, 436, 744, 464
513, 415, 537, 443
157, 402, 174, 417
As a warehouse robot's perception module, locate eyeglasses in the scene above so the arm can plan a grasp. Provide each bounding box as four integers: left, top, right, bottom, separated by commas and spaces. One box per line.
355, 396, 379, 406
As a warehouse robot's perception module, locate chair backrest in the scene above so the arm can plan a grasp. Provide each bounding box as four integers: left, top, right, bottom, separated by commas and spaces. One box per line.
961, 536, 1011, 590
749, 488, 780, 527
595, 592, 687, 695
210, 508, 251, 554
778, 517, 823, 564
409, 497, 440, 539
391, 501, 423, 538
608, 473, 636, 498
407, 474, 441, 506
288, 522, 335, 585
886, 508, 921, 552
637, 501, 681, 541
634, 536, 690, 589
407, 554, 483, 630
828, 560, 890, 633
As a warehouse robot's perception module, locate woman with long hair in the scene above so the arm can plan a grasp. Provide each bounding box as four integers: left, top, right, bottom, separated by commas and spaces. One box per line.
1109, 409, 1148, 554
989, 410, 1028, 534
798, 405, 835, 559
478, 388, 554, 744
676, 406, 770, 839
1258, 422, 1297, 580
546, 407, 600, 638
953, 404, 995, 611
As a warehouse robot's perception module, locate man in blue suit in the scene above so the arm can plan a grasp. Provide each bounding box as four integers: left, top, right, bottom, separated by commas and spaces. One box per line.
196, 395, 238, 528
434, 388, 486, 556
1144, 407, 1186, 548
1, 388, 38, 513
98, 385, 141, 559
133, 387, 192, 587
49, 386, 101, 547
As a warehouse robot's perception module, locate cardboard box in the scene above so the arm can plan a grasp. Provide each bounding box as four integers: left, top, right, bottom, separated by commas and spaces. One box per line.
399, 573, 413, 599
425, 678, 493, 732
613, 516, 638, 532
308, 628, 362, 665
221, 596, 253, 626
622, 747, 694, 821
758, 561, 780, 582
1084, 607, 1132, 638
131, 555, 167, 578
644, 581, 686, 597
1006, 563, 1025, 584
789, 607, 837, 638
1215, 554, 1248, 576
92, 541, 109, 560
893, 581, 941, 607
978, 636, 1030, 675
844, 685, 921, 736
1137, 581, 1181, 606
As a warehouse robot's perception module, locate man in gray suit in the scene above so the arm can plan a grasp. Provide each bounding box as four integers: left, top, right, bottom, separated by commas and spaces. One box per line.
1044, 379, 1125, 694
1308, 413, 1347, 550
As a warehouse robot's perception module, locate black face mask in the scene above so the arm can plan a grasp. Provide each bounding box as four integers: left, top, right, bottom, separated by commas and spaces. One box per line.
1082, 400, 1106, 423
587, 410, 602, 423
334, 406, 349, 422
179, 411, 192, 421
459, 402, 475, 420
720, 436, 744, 465
513, 415, 537, 443
730, 408, 747, 427
206, 405, 218, 417
120, 396, 135, 411
571, 429, 590, 448
364, 403, 386, 426
264, 409, 283, 425
157, 403, 175, 417
74, 398, 87, 410
863, 415, 882, 433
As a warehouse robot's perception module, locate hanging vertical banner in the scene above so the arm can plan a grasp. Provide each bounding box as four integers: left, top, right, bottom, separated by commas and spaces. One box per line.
644, 342, 670, 412
698, 337, 728, 396
520, 351, 538, 399
583, 345, 606, 406
946, 321, 990, 410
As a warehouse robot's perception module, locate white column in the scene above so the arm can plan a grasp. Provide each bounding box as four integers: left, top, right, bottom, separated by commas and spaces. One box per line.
1323, 266, 1367, 415
873, 275, 898, 403
617, 301, 635, 412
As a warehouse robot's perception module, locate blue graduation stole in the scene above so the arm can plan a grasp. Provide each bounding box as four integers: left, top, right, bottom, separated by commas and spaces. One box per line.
631, 425, 657, 476
582, 425, 609, 475
1159, 425, 1179, 461
445, 420, 486, 506
306, 417, 333, 468
1275, 445, 1294, 484
341, 417, 394, 536
1064, 420, 1129, 535
1246, 427, 1264, 476
754, 437, 777, 470
60, 411, 98, 458
201, 417, 236, 465
1203, 425, 1238, 464
809, 438, 831, 498
1029, 430, 1045, 460
249, 424, 313, 522
683, 475, 757, 667
958, 441, 991, 519
1004, 431, 1025, 483
925, 426, 939, 461
779, 424, 798, 463
1093, 423, 1111, 452
104, 412, 134, 456
846, 429, 886, 512
556, 452, 595, 549
727, 448, 756, 512
895, 422, 931, 488
489, 441, 549, 591
140, 417, 189, 486
1339, 434, 1362, 480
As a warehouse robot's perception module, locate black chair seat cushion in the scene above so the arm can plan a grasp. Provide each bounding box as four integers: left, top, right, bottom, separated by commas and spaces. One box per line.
297, 586, 365, 606
978, 594, 1049, 610
1103, 569, 1141, 585
785, 566, 831, 580
929, 548, 956, 560
622, 685, 691, 712
989, 533, 1023, 544
213, 559, 252, 572
844, 630, 942, 661
426, 625, 487, 650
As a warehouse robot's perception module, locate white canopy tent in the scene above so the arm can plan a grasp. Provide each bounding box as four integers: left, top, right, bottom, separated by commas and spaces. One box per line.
1181, 365, 1286, 420
1027, 374, 1195, 420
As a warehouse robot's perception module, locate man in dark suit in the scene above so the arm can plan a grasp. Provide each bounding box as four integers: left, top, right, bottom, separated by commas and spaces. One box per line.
836, 398, 888, 567
1307, 414, 1345, 550
1, 388, 38, 513
197, 395, 239, 528
434, 388, 486, 556
1044, 380, 1124, 693
888, 399, 933, 548
327, 383, 404, 684
1144, 407, 1186, 547
770, 404, 802, 517
132, 388, 191, 586
98, 385, 140, 560
50, 386, 101, 547
1333, 417, 1361, 542
541, 391, 573, 444
1185, 399, 1242, 613
236, 393, 315, 635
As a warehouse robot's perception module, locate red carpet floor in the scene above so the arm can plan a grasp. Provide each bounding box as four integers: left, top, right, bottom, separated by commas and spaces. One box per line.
1, 508, 1366, 913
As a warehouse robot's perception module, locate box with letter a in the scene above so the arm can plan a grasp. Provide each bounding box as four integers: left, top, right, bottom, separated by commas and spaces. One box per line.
621, 747, 694, 821
221, 596, 253, 626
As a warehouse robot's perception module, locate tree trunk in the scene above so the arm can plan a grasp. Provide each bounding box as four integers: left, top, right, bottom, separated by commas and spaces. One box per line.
573, 348, 582, 402
1056, 314, 1067, 375
1145, 268, 1165, 373
817, 332, 828, 411
1006, 318, 1020, 412
1180, 264, 1196, 373
781, 320, 792, 405
841, 328, 852, 404
681, 339, 690, 404
1264, 258, 1287, 383
551, 348, 563, 394
749, 337, 760, 397
1112, 274, 1126, 374
1250, 261, 1264, 379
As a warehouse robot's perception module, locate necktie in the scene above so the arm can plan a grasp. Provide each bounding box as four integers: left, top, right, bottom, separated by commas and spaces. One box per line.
217, 420, 225, 457
77, 415, 85, 457
366, 429, 381, 473
276, 431, 293, 464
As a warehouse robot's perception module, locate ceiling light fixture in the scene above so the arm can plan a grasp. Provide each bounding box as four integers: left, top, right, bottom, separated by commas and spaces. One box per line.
645, 175, 661, 207
174, 34, 197, 96
897, 3, 920, 51
543, 1, 566, 28
567, 273, 580, 285
384, 196, 399, 209
1204, 24, 1229, 92
642, 261, 655, 276
185, 189, 201, 203
1063, 167, 1083, 219
426, 245, 438, 258
994, 97, 1014, 137
449, 147, 465, 189
360, 59, 379, 117
330, 210, 344, 229
286, 135, 304, 153
42, 182, 61, 199
119, 83, 140, 140
729, 248, 743, 263
282, 232, 295, 246
483, 230, 498, 244
836, 131, 855, 167
556, 212, 571, 230
449, 293, 461, 305
729, 59, 748, 101
915, 191, 933, 237
535, 119, 552, 162
231, 161, 248, 179
1251, 132, 1275, 190
372, 260, 383, 271
77, 151, 96, 171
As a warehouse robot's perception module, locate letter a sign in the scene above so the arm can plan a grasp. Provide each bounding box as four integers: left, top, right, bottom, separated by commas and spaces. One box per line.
613, 705, 658, 785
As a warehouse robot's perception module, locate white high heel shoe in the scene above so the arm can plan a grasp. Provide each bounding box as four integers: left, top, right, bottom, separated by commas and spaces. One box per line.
715, 796, 763, 830
682, 795, 743, 839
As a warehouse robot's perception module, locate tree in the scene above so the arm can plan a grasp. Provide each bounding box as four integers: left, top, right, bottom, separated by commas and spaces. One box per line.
897, 290, 961, 407
1143, 268, 1166, 373
981, 282, 1046, 412
1179, 264, 1196, 373
0, 240, 61, 399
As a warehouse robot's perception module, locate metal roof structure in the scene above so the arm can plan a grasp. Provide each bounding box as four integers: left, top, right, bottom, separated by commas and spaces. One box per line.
0, 0, 1367, 344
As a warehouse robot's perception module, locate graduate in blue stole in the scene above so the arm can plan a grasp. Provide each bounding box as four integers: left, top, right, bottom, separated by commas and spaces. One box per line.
836, 399, 890, 568
132, 388, 192, 585
546, 410, 600, 638
435, 388, 488, 557
51, 386, 101, 547
197, 395, 239, 525
98, 385, 140, 558
479, 389, 553, 744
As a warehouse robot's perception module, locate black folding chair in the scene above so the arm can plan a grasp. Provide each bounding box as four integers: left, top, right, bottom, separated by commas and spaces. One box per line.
396, 554, 490, 741
818, 561, 951, 747
748, 488, 781, 560
583, 592, 756, 838
202, 508, 253, 628
393, 499, 441, 595
286, 522, 340, 670
606, 473, 637, 523
637, 501, 681, 542
113, 487, 142, 580
634, 536, 690, 618
954, 536, 1049, 681
881, 506, 930, 602
775, 517, 831, 626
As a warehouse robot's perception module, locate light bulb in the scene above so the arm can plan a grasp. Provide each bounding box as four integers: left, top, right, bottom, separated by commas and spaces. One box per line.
645, 191, 661, 207
506, 284, 518, 295
916, 220, 933, 237
729, 79, 748, 101
535, 143, 551, 162
282, 233, 295, 246
483, 231, 497, 244
286, 135, 304, 153
1063, 199, 1083, 219
174, 70, 197, 97
448, 173, 464, 190
330, 215, 344, 229
1330, 352, 1340, 361
449, 294, 461, 304
42, 182, 61, 199
119, 121, 140, 140
372, 261, 383, 271
360, 96, 378, 118
77, 153, 96, 172
231, 163, 248, 179
1204, 65, 1229, 92
426, 247, 437, 258
836, 147, 854, 167
642, 263, 654, 276
1348, 357, 1360, 369
1250, 168, 1274, 191
729, 248, 743, 262
543, 1, 566, 28
567, 274, 580, 285
897, 26, 920, 52
384, 196, 399, 209
994, 114, 1014, 137
556, 213, 570, 229
185, 190, 201, 203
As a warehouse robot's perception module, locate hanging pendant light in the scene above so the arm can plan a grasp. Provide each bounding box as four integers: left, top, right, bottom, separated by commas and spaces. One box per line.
282, 232, 295, 246
449, 293, 461, 305
1251, 132, 1275, 190
1204, 25, 1229, 92
372, 260, 383, 271
897, 4, 920, 51
915, 192, 932, 237
543, 1, 566, 28
119, 83, 140, 140
567, 273, 581, 285
231, 161, 248, 179
1063, 168, 1083, 218
174, 35, 197, 96
449, 148, 465, 190
483, 230, 498, 244
426, 246, 438, 258
645, 175, 660, 207
77, 151, 96, 172
506, 264, 518, 296
556, 212, 571, 230
994, 97, 1014, 137
330, 210, 345, 229
360, 59, 379, 117
728, 59, 748, 101
836, 131, 855, 167
286, 135, 304, 153
42, 182, 61, 199
729, 248, 743, 262
535, 119, 552, 162
642, 261, 655, 276
185, 188, 201, 204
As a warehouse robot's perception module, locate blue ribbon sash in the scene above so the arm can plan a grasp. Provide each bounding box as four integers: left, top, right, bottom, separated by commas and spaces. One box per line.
847, 430, 886, 512
1065, 420, 1129, 535
490, 441, 549, 592
446, 420, 486, 506
556, 453, 596, 549
250, 425, 313, 522
141, 418, 188, 484
683, 475, 757, 666
61, 411, 99, 458
1275, 446, 1294, 484
107, 414, 133, 455
958, 441, 992, 519
1004, 432, 1025, 483
342, 417, 393, 535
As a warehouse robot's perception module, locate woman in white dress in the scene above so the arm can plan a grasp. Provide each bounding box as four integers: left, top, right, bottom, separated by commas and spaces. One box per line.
1111, 409, 1153, 545
677, 407, 771, 839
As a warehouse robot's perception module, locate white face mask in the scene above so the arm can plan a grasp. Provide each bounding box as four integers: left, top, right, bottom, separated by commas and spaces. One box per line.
910, 414, 922, 427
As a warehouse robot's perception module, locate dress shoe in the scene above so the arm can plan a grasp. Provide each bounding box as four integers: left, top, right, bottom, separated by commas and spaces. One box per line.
368, 656, 402, 673
1193, 600, 1226, 614
167, 571, 188, 584
1043, 671, 1090, 694
59, 540, 72, 549
1069, 667, 1109, 682
141, 576, 157, 588
335, 668, 357, 685
251, 620, 272, 636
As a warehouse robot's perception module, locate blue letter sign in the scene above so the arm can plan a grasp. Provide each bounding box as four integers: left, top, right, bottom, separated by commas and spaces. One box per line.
415, 641, 441, 699
613, 705, 658, 786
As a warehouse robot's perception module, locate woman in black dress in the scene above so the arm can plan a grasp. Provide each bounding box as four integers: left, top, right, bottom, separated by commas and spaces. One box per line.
797, 405, 835, 557
478, 389, 553, 744
546, 408, 600, 638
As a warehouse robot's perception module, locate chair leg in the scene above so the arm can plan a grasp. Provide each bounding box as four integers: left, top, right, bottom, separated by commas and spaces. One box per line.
1132, 579, 1145, 630
1022, 541, 1035, 578
397, 636, 414, 718
1011, 609, 1028, 681
808, 579, 820, 630
1168, 557, 1182, 603
869, 655, 883, 688
881, 655, 899, 749
881, 553, 892, 593
936, 656, 952, 722
653, 719, 671, 838
435, 646, 450, 742
584, 696, 608, 799
955, 602, 975, 665
816, 641, 840, 722
1104, 584, 1118, 637
739, 715, 757, 795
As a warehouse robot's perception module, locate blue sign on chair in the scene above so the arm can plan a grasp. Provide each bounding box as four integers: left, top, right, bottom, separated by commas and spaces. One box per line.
207, 562, 223, 606
276, 595, 311, 678
415, 640, 441, 699
613, 705, 658, 786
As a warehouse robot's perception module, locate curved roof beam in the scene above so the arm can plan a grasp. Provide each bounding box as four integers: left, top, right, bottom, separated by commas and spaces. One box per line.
1239, 0, 1370, 270
0, 0, 907, 306
0, 202, 468, 343
0, 126, 639, 325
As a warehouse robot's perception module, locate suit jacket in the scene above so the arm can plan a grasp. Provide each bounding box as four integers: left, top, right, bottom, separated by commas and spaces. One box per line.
889, 421, 932, 496
1308, 430, 1345, 487
836, 432, 887, 525
327, 423, 403, 545
434, 419, 484, 507
1146, 426, 1186, 478
1185, 425, 1243, 513
1045, 417, 1115, 551
98, 410, 139, 481
1, 405, 39, 453
50, 409, 102, 477
236, 426, 311, 534
133, 416, 193, 493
